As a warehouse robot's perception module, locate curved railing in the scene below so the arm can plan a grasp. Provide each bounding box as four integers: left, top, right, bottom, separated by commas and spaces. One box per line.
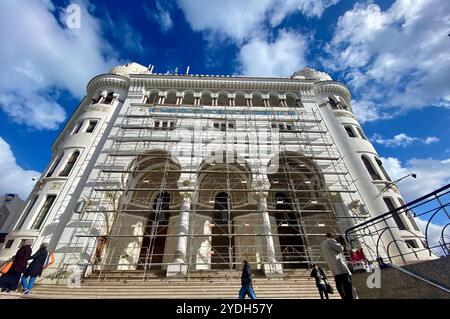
345, 183, 450, 263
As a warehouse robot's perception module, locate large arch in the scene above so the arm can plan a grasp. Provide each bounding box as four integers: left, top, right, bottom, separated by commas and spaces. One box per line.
194, 152, 255, 270
105, 149, 181, 272
267, 151, 339, 269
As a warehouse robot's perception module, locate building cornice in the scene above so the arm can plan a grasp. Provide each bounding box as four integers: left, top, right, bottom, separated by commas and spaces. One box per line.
313, 81, 352, 107
87, 74, 130, 95
129, 74, 317, 95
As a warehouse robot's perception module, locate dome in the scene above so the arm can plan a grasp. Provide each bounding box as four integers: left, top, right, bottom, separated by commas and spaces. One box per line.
109, 62, 151, 77
291, 67, 332, 81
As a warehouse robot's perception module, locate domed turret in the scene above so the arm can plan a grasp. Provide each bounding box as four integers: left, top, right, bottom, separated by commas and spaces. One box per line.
109, 62, 151, 78
291, 67, 332, 81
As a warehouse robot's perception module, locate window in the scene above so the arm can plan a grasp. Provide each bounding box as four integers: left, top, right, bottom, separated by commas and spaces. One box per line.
5, 240, 14, 249
213, 122, 219, 129
154, 121, 160, 128
383, 197, 407, 230
405, 240, 419, 249
361, 156, 381, 180
170, 121, 175, 129
103, 92, 115, 105
356, 127, 367, 140
17, 196, 39, 229
221, 123, 226, 132
73, 122, 83, 135
375, 157, 392, 181
46, 153, 64, 177
162, 121, 168, 128
59, 151, 80, 177
344, 126, 356, 138
85, 120, 98, 133
398, 198, 420, 231
91, 96, 101, 104
228, 122, 234, 129
271, 123, 276, 129
329, 98, 339, 109
32, 195, 57, 229
286, 124, 293, 131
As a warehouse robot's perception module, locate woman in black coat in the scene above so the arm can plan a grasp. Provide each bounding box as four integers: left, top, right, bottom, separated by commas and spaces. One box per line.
21, 243, 49, 294
310, 264, 329, 299
0, 239, 33, 292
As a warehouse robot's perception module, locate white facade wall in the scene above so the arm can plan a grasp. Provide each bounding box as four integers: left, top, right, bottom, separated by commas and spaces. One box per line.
0, 64, 431, 273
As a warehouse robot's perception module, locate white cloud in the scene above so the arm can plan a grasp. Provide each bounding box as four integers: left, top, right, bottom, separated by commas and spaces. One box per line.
324, 0, 450, 120
0, 137, 40, 200
372, 133, 439, 148
416, 218, 449, 257
0, 0, 118, 130
381, 157, 450, 201
352, 100, 394, 123
145, 1, 173, 33
270, 0, 340, 25
176, 0, 339, 42
237, 30, 308, 77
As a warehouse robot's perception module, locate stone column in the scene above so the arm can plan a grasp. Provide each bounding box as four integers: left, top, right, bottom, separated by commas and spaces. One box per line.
167, 192, 191, 277
175, 192, 191, 263
257, 191, 283, 275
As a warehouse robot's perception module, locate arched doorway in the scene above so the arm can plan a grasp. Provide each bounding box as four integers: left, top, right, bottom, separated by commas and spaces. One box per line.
268, 151, 339, 269
274, 192, 307, 268
139, 192, 170, 270
212, 192, 234, 269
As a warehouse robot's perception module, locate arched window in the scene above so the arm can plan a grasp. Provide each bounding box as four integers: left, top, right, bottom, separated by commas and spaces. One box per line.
383, 197, 407, 230
344, 125, 356, 138
361, 155, 381, 180
32, 195, 57, 230
91, 95, 102, 104
328, 97, 339, 110
146, 92, 159, 105
59, 151, 80, 177
375, 157, 391, 181
286, 94, 297, 108
398, 198, 420, 232
355, 127, 367, 140
46, 152, 64, 177
103, 92, 115, 105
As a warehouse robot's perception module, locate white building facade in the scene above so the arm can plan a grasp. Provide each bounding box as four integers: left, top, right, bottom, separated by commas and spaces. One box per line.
0, 63, 431, 279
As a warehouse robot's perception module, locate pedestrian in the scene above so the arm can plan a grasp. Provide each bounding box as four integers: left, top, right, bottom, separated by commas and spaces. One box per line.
0, 239, 33, 292
21, 242, 49, 294
309, 264, 329, 299
238, 260, 256, 299
320, 233, 354, 299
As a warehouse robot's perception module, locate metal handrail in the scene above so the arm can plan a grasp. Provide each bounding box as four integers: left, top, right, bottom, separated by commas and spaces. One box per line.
345, 183, 450, 241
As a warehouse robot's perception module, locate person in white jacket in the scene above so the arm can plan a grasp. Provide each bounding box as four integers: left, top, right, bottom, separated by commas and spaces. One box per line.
320, 233, 354, 299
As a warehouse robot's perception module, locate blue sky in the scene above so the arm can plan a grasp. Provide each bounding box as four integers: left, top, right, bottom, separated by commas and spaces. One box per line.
0, 0, 449, 212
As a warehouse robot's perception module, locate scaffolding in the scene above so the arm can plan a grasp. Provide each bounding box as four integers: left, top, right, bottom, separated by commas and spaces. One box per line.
54, 96, 382, 282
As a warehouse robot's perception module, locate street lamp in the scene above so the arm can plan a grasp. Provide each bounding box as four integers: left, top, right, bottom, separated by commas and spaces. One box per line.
378, 173, 417, 196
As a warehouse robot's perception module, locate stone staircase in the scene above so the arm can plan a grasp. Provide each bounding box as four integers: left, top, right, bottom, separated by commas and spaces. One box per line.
6, 269, 340, 299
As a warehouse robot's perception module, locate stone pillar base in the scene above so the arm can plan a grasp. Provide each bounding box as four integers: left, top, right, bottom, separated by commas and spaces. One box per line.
263, 262, 283, 276
166, 262, 188, 277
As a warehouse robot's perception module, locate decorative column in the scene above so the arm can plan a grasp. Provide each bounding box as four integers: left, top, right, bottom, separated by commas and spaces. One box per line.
257, 190, 283, 275
175, 192, 192, 263
167, 191, 192, 277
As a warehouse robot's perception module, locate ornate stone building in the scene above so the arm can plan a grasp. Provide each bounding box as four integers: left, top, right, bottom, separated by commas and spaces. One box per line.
0, 63, 431, 279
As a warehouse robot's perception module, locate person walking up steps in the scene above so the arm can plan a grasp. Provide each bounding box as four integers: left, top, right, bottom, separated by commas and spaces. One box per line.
21, 242, 50, 294
239, 260, 256, 299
